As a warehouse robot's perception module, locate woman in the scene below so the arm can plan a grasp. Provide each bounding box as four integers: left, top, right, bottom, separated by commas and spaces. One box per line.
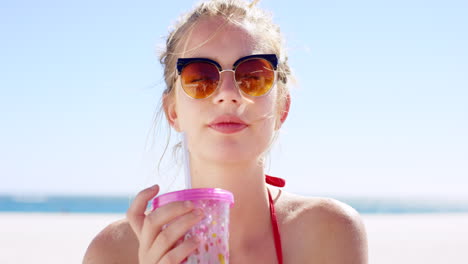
84, 0, 368, 263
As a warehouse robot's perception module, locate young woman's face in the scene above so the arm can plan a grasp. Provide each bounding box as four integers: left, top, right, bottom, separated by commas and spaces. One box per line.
166, 17, 281, 164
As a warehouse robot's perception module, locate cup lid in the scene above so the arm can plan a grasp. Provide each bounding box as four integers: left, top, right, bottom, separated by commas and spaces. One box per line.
152, 188, 234, 210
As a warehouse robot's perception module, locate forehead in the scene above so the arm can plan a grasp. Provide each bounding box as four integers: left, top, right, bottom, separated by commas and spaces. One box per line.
181, 17, 264, 63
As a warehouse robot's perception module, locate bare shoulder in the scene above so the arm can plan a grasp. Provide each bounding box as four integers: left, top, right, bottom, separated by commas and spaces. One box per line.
83, 218, 139, 264
273, 189, 368, 264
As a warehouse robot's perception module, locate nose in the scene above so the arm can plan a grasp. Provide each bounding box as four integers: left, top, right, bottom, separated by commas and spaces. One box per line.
211, 70, 242, 104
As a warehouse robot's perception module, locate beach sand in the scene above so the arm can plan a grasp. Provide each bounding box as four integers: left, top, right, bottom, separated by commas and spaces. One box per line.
364, 213, 468, 264
1, 213, 467, 263
0, 213, 123, 264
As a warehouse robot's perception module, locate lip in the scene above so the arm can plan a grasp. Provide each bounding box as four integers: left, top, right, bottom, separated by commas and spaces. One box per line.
208, 115, 248, 134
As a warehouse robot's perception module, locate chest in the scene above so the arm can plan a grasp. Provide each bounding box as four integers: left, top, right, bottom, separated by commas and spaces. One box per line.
229, 246, 280, 264
228, 231, 281, 264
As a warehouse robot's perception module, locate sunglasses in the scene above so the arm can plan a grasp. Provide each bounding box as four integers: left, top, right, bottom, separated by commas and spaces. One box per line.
176, 54, 278, 99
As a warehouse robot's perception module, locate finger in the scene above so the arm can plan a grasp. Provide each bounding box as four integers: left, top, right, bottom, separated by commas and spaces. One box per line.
126, 184, 160, 238
158, 236, 200, 264
139, 200, 197, 251
148, 208, 204, 258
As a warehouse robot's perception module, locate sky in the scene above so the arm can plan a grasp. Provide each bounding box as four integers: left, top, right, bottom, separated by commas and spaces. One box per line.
1, 0, 467, 198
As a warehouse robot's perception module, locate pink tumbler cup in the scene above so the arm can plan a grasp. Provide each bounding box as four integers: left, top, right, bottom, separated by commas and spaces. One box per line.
152, 188, 234, 264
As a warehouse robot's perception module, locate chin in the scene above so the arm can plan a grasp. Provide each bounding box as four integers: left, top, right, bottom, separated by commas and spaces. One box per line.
190, 133, 271, 164
201, 144, 261, 165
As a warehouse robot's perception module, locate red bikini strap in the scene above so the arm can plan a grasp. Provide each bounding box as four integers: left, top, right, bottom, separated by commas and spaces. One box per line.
268, 188, 283, 264
265, 174, 286, 187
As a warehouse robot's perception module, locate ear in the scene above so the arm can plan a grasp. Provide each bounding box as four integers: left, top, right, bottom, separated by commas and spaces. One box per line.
163, 93, 181, 132
276, 93, 291, 130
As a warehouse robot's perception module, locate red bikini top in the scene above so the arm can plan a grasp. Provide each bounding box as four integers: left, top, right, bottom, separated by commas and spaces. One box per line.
265, 175, 285, 264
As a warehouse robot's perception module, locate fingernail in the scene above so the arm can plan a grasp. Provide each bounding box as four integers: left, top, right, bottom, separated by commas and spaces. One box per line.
184, 200, 193, 208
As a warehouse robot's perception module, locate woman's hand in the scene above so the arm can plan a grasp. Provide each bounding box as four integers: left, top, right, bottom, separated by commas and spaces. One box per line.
127, 185, 204, 264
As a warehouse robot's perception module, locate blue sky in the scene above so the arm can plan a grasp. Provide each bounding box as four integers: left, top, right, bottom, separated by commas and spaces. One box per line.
1, 0, 467, 198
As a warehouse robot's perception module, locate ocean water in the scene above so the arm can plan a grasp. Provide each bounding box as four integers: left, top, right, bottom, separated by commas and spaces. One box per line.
1, 194, 468, 214
0, 195, 132, 214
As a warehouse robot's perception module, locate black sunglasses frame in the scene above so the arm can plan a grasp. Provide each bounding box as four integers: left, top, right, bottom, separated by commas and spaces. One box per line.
175, 54, 278, 99
176, 54, 278, 75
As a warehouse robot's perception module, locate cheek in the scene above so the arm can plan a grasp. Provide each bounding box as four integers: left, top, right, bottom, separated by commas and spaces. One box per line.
174, 88, 199, 131
177, 105, 198, 132
258, 89, 280, 121
250, 94, 278, 139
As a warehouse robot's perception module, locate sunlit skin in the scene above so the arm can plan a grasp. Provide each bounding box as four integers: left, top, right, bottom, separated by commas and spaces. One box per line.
84, 16, 368, 264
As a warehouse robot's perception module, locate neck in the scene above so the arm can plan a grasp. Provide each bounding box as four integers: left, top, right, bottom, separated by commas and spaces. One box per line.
189, 154, 272, 252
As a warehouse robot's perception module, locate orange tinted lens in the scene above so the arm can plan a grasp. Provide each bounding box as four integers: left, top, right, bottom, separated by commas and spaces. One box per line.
180, 62, 219, 99
235, 58, 275, 96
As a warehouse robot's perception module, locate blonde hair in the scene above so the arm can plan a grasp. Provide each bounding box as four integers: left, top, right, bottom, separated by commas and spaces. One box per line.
154, 0, 292, 171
